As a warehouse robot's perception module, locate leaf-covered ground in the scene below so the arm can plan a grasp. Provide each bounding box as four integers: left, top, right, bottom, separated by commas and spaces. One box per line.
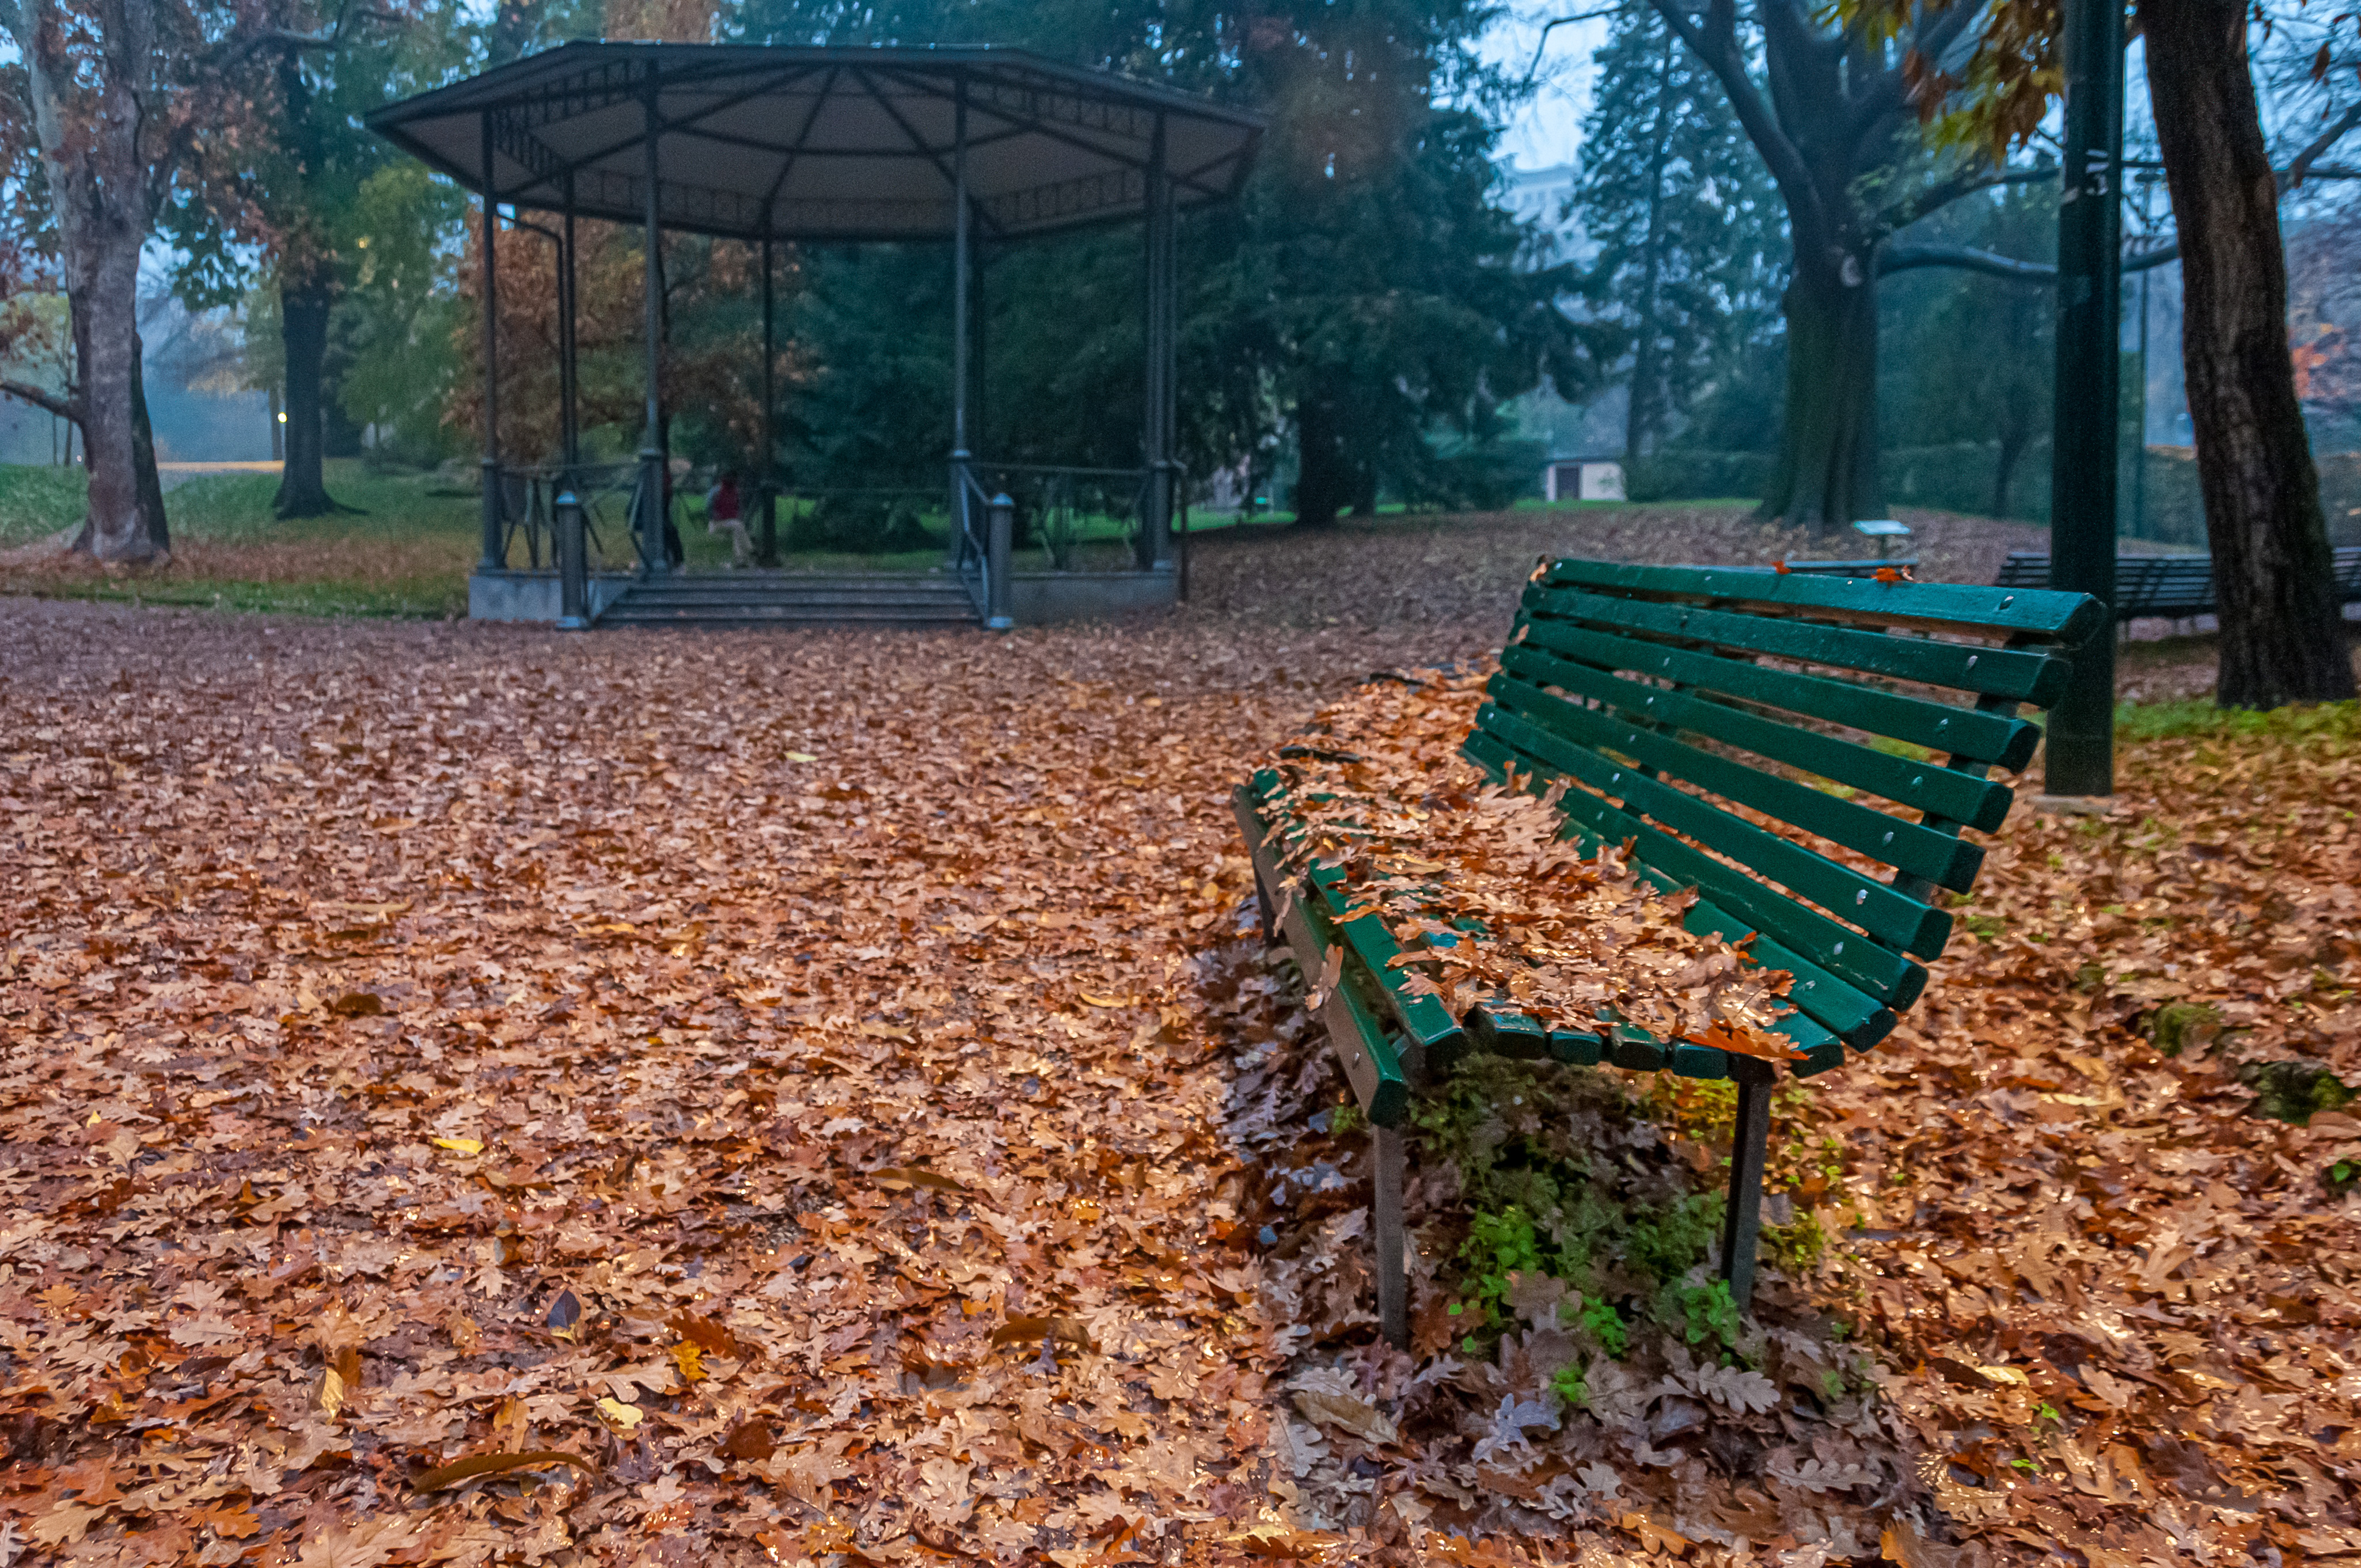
0, 530, 2355, 1566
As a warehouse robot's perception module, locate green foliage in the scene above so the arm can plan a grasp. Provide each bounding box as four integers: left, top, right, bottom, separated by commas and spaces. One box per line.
1549, 1361, 1591, 1409
1658, 1276, 1743, 1352
1576, 1, 1784, 459
334, 164, 469, 465
1763, 1208, 1829, 1273
0, 464, 92, 548
1412, 1057, 1734, 1360
738, 0, 1600, 524
2238, 1059, 2355, 1125
1877, 184, 2058, 519
2149, 1001, 2223, 1057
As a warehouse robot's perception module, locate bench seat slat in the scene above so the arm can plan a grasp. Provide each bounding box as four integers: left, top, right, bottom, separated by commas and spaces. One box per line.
1521, 583, 2068, 708
1475, 700, 1953, 959
1539, 559, 2107, 643
1501, 643, 2013, 834
1516, 609, 2043, 770
1463, 726, 1931, 1009
1487, 672, 1985, 892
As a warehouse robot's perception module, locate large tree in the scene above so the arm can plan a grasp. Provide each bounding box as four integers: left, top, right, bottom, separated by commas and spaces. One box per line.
0, 0, 174, 560
741, 0, 1600, 527
1577, 1, 1784, 463
1836, 0, 2357, 706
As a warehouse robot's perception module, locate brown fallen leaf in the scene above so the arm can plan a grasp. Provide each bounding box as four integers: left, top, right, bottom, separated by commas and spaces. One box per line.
867, 1166, 967, 1193
989, 1314, 1096, 1353
412, 1450, 595, 1490
719, 1420, 777, 1463
327, 991, 385, 1018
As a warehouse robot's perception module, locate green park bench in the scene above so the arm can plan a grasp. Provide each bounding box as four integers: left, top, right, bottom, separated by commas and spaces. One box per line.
1235, 559, 2102, 1346
1996, 544, 2361, 622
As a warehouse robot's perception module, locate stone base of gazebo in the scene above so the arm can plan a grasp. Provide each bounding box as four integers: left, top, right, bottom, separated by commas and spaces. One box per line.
466, 567, 1177, 628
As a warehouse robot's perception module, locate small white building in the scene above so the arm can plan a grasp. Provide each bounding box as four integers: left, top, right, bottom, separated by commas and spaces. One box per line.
1545, 455, 1626, 503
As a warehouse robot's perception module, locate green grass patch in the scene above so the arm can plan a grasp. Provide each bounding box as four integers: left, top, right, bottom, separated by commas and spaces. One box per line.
2116, 697, 2361, 743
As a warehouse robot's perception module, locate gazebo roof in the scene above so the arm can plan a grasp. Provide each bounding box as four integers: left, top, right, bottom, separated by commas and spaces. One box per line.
366, 41, 1265, 244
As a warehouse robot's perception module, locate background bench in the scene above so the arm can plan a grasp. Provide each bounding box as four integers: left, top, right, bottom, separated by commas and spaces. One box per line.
1238, 560, 2100, 1346
1996, 544, 2361, 621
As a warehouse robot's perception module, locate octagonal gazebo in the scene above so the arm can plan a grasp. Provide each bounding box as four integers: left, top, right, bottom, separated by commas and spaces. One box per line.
369, 41, 1262, 627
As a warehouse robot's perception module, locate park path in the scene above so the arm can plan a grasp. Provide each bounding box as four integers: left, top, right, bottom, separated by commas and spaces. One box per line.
0, 601, 1419, 1565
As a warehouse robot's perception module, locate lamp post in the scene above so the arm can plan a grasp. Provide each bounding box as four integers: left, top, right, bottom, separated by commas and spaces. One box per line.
2044, 0, 2125, 802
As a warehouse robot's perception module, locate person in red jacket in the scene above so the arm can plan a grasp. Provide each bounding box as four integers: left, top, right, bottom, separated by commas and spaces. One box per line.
705, 469, 750, 567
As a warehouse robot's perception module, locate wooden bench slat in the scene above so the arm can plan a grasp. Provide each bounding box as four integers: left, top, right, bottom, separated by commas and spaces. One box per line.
1463, 723, 1937, 998
1487, 671, 1986, 893
1500, 642, 2017, 834
1523, 582, 2068, 707
1539, 558, 2107, 643
1233, 789, 1413, 1126
1519, 611, 2037, 771
1518, 605, 2047, 768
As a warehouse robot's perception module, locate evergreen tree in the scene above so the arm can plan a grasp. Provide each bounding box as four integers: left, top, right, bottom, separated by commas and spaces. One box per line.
738, 0, 1602, 525
1576, 1, 1782, 463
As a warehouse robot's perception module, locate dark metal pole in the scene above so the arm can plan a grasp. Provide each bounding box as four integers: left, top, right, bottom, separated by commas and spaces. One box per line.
639, 79, 666, 577
950, 77, 972, 561
561, 174, 580, 477
1140, 113, 1174, 571
760, 231, 779, 567
2133, 248, 2150, 541
2045, 0, 2124, 798
478, 115, 502, 572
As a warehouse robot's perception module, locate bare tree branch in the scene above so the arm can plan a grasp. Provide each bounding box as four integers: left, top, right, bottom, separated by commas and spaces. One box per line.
1525, 9, 1623, 79
1878, 237, 2184, 282
1878, 243, 2058, 282
2283, 102, 2361, 189
1648, 0, 1828, 231
1875, 164, 2056, 234
0, 378, 81, 424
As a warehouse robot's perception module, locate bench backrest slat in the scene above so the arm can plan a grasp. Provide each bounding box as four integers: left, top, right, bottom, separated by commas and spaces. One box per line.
1468, 560, 2093, 1064
1522, 584, 2070, 710
1516, 610, 2043, 769
1500, 644, 2015, 833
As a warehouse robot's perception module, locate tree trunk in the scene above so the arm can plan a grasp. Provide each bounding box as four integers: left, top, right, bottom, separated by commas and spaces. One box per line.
131, 329, 169, 552
1992, 413, 2028, 518
6, 0, 159, 564
1760, 245, 1882, 531
1292, 390, 1362, 527
65, 258, 154, 562
2143, 0, 2354, 707
274, 278, 339, 518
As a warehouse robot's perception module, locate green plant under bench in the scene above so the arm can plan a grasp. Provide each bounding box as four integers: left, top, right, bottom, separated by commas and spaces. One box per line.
1235, 558, 2102, 1347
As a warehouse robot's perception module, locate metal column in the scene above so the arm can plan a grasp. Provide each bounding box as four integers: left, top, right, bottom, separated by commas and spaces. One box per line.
477, 114, 502, 572
1140, 113, 1176, 571
2045, 0, 2124, 798
949, 79, 973, 552
637, 79, 667, 577
559, 175, 580, 476
759, 231, 779, 567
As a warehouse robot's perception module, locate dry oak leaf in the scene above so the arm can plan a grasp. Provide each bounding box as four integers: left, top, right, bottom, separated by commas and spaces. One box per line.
1287, 1370, 1398, 1444
990, 1314, 1096, 1353
412, 1450, 595, 1491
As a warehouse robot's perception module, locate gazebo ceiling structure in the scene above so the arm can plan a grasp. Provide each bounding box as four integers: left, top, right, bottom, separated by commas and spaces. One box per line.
366, 41, 1264, 243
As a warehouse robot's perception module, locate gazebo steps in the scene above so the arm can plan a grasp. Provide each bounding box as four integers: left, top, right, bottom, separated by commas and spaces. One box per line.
598, 574, 981, 628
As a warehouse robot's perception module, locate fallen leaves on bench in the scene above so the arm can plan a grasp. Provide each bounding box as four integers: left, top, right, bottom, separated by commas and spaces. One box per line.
1255, 666, 1799, 1056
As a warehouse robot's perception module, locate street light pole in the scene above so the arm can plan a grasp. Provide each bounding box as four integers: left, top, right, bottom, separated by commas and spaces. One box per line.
2044, 0, 2125, 800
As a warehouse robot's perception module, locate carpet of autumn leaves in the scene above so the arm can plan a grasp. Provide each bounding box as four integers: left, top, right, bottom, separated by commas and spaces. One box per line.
0, 510, 2354, 1567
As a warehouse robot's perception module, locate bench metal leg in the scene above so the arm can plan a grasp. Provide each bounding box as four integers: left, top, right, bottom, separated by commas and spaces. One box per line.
1718, 1058, 1775, 1308
1373, 1123, 1407, 1349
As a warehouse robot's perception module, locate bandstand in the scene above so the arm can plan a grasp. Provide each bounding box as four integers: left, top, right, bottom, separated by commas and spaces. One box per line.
367, 41, 1262, 627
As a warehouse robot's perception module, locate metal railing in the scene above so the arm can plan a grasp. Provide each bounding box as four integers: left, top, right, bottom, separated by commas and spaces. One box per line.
969, 462, 1153, 572
494, 462, 636, 570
